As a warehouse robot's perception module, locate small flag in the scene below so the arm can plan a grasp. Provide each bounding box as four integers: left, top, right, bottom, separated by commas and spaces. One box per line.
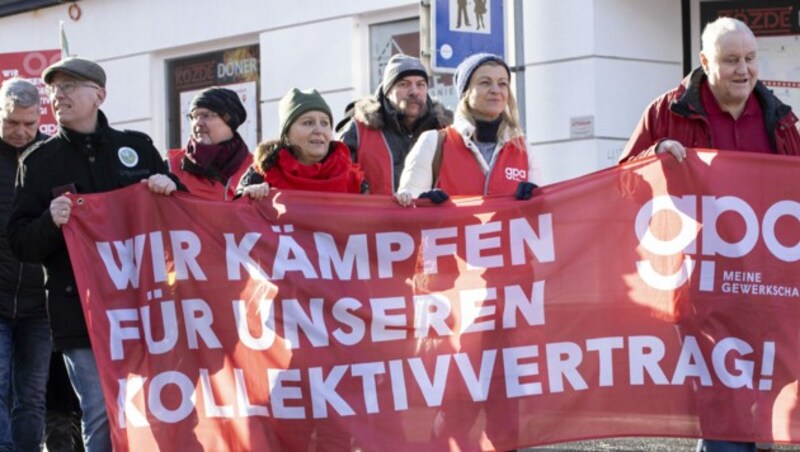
59, 21, 70, 59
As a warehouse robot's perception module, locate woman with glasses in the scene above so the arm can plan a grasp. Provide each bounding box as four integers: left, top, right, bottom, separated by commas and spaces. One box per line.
167, 87, 253, 201
237, 88, 364, 199
8, 56, 181, 452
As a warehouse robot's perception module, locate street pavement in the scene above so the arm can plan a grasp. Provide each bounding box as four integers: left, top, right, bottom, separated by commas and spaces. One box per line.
525, 437, 698, 451
525, 438, 800, 451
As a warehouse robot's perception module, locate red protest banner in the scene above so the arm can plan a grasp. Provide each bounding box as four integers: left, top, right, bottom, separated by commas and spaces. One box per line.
0, 50, 61, 136
62, 149, 800, 451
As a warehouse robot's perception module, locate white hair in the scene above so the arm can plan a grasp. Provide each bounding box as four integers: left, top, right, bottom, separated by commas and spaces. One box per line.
0, 77, 39, 116
701, 17, 755, 56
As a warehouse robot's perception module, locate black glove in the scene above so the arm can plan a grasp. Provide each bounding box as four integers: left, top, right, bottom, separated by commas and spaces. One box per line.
515, 181, 538, 200
418, 189, 449, 204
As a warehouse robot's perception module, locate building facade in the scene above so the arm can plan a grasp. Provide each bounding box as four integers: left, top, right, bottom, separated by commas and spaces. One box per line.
0, 0, 762, 184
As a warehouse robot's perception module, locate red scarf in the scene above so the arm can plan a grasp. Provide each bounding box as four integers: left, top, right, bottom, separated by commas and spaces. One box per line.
263, 142, 364, 193
184, 133, 250, 182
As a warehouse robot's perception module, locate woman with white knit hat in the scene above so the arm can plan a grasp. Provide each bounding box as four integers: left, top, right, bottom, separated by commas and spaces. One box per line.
395, 53, 537, 206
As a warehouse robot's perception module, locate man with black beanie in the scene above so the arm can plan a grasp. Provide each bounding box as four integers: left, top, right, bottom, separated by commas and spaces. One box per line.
337, 54, 451, 194
168, 87, 253, 200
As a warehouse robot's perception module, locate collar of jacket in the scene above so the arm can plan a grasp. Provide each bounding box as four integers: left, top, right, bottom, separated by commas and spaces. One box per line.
57, 109, 111, 145
452, 111, 516, 147
670, 67, 707, 118
0, 132, 47, 162
355, 90, 451, 133
753, 79, 793, 136
378, 90, 416, 133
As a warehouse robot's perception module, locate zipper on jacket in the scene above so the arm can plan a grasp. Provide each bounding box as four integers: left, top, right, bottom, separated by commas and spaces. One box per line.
483, 143, 502, 195
381, 133, 395, 190
12, 262, 24, 319
457, 136, 495, 195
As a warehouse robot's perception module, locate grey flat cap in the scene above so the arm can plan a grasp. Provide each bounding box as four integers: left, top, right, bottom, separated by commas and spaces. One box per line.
43, 57, 106, 88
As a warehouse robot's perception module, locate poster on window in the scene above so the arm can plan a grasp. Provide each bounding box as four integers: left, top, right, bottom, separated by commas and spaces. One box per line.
166, 45, 260, 151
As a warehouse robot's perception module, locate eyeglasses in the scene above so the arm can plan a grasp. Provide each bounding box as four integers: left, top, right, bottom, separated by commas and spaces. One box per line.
186, 111, 220, 122
46, 81, 100, 96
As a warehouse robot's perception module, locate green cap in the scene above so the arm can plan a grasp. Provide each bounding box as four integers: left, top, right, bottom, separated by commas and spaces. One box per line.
278, 88, 332, 137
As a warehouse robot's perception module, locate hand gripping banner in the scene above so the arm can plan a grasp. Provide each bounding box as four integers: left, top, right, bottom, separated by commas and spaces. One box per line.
62, 150, 800, 451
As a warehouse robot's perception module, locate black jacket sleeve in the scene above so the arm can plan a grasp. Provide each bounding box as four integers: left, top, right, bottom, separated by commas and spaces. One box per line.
132, 133, 188, 192
336, 119, 360, 163
234, 166, 265, 198
7, 150, 64, 263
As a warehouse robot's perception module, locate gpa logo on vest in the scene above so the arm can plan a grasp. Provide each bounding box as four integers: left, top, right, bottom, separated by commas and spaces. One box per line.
504, 167, 527, 181
118, 147, 139, 168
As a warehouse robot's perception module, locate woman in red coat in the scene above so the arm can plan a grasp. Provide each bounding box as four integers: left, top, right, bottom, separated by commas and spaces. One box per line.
237, 88, 364, 199
236, 88, 363, 452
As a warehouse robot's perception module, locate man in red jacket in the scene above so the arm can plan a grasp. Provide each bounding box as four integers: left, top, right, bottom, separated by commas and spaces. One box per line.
619, 17, 800, 164
337, 54, 451, 194
620, 16, 799, 452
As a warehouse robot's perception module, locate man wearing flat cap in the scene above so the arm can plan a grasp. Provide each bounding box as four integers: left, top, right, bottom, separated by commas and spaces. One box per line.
168, 87, 252, 200
337, 53, 451, 194
7, 56, 182, 452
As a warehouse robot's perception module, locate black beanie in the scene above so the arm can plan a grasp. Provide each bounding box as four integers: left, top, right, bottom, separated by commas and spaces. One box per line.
190, 87, 247, 131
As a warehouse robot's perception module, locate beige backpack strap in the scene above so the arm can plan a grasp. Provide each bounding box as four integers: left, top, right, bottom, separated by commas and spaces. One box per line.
432, 129, 446, 185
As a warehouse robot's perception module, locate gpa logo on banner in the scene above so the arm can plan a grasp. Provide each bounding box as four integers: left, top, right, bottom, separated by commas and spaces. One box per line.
504, 167, 527, 182
634, 195, 800, 295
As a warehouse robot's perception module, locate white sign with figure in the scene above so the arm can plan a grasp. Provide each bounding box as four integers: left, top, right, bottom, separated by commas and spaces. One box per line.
449, 0, 491, 34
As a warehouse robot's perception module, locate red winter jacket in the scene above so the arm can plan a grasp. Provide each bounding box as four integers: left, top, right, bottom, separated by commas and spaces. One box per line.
355, 123, 394, 195
619, 67, 800, 162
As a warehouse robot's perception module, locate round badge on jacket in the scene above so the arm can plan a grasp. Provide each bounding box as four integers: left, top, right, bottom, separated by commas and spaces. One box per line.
118, 147, 139, 168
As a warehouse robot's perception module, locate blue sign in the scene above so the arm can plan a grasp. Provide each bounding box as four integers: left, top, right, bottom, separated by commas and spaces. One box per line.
432, 0, 505, 72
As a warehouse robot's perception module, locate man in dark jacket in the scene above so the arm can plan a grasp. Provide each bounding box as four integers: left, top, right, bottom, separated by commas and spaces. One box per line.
337, 54, 451, 194
7, 57, 180, 452
0, 77, 51, 452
